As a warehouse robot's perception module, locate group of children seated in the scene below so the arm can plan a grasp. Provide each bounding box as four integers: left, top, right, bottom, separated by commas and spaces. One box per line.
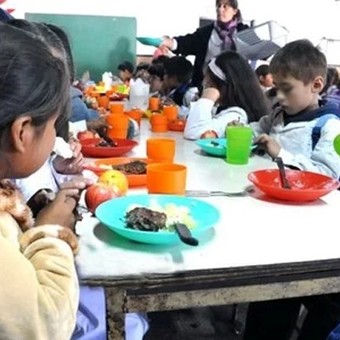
2, 14, 340, 340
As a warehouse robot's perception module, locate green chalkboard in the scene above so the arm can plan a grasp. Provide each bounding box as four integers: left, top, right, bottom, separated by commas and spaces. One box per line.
25, 13, 136, 82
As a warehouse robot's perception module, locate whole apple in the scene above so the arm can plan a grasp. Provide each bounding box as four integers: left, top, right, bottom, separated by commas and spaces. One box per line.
85, 183, 121, 213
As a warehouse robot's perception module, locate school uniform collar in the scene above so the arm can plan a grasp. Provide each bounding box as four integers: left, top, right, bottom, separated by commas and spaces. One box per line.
281, 100, 340, 126
168, 82, 191, 97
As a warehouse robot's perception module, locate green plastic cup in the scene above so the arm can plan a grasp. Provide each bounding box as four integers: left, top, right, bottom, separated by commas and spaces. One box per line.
334, 134, 340, 156
226, 126, 253, 165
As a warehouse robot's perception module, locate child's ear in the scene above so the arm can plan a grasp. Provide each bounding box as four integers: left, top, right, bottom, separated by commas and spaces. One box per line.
311, 76, 324, 94
10, 116, 34, 153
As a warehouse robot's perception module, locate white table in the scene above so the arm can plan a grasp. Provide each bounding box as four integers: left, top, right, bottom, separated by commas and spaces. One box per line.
76, 120, 340, 339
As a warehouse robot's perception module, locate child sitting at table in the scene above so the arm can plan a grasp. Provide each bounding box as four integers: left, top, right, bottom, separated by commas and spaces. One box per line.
117, 60, 134, 85
8, 20, 148, 340
161, 56, 198, 109
45, 23, 137, 139
255, 64, 274, 92
148, 55, 169, 97
183, 50, 269, 140
0, 21, 83, 340
249, 39, 340, 180
243, 40, 340, 340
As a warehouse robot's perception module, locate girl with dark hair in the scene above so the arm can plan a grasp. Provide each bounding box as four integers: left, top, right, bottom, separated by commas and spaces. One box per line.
161, 0, 248, 89
184, 50, 269, 140
0, 22, 85, 339
7, 20, 149, 340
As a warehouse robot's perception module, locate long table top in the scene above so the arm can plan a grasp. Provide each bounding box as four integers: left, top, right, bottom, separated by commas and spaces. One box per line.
76, 120, 340, 283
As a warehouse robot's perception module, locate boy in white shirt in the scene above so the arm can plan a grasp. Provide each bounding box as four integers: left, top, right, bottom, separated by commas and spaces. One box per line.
244, 40, 340, 340
250, 39, 340, 179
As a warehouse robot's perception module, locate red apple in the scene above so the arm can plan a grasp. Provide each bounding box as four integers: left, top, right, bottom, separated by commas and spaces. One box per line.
77, 130, 97, 141
85, 183, 120, 213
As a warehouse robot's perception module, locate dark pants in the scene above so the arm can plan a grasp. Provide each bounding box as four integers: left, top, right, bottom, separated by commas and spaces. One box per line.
243, 294, 340, 340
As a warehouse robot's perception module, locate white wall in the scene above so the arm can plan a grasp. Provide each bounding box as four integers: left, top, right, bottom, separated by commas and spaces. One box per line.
6, 0, 340, 58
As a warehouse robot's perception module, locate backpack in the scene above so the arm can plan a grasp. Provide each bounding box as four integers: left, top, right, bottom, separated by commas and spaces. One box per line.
311, 114, 340, 150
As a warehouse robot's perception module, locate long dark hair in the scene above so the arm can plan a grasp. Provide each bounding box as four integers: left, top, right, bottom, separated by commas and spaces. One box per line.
0, 23, 70, 148
207, 50, 269, 122
45, 23, 75, 82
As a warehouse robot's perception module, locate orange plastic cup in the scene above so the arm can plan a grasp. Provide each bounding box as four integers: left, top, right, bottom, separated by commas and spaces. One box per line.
149, 97, 160, 111
163, 105, 178, 121
146, 163, 187, 195
126, 109, 143, 127
106, 114, 129, 139
150, 114, 168, 132
110, 103, 124, 114
97, 95, 109, 109
146, 138, 175, 162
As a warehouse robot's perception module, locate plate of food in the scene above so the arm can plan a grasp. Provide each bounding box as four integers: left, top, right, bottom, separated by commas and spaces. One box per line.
83, 157, 155, 187
196, 138, 257, 157
248, 169, 340, 201
136, 36, 162, 47
95, 194, 220, 245
80, 138, 138, 158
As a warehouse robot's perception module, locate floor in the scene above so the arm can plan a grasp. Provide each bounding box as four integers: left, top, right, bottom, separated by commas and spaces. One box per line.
144, 304, 248, 340
144, 304, 304, 340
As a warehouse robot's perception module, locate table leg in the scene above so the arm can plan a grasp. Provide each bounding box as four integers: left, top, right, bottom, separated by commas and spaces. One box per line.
107, 311, 124, 340
106, 288, 126, 340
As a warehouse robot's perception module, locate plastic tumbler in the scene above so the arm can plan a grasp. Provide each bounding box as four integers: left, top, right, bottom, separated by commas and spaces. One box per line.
146, 138, 175, 162
146, 163, 187, 195
334, 134, 340, 156
149, 97, 160, 111
106, 114, 129, 139
150, 114, 168, 132
226, 126, 253, 164
163, 105, 178, 121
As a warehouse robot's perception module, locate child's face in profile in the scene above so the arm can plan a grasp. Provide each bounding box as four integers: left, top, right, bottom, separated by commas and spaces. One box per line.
260, 74, 273, 88
273, 73, 320, 115
11, 115, 58, 178
118, 69, 132, 82
149, 75, 163, 93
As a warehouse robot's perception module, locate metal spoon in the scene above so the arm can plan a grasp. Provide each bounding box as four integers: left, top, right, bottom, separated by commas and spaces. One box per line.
173, 223, 199, 246
274, 157, 291, 189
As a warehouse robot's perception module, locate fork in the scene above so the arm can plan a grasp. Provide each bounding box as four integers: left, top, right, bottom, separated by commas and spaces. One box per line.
185, 187, 254, 197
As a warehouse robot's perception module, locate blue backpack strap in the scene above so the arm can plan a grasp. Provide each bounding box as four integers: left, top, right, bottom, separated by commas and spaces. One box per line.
312, 114, 340, 150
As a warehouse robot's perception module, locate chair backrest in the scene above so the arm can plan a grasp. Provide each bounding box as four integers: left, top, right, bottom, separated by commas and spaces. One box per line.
234, 21, 289, 61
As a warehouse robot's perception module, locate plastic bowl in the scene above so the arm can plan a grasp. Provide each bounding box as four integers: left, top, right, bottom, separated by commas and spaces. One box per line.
80, 138, 138, 158
136, 37, 162, 47
95, 194, 220, 245
196, 138, 257, 157
83, 157, 156, 187
248, 169, 340, 201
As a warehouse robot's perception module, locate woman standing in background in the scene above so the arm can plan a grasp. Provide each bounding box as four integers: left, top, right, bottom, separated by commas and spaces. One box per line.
161, 0, 248, 89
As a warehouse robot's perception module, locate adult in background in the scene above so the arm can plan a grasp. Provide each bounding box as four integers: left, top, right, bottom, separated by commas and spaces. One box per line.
0, 7, 13, 22
161, 0, 248, 89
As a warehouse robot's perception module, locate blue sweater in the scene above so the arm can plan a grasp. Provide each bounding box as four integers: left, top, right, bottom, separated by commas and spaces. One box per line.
70, 86, 100, 123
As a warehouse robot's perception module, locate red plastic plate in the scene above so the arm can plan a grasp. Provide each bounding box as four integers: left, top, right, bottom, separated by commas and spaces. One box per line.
80, 138, 138, 158
248, 169, 339, 201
